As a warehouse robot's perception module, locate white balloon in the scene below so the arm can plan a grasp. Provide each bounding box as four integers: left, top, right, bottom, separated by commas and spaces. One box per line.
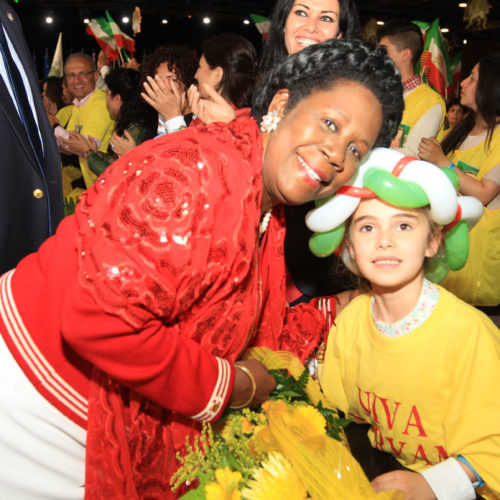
306, 195, 360, 233
398, 160, 457, 225
457, 196, 484, 229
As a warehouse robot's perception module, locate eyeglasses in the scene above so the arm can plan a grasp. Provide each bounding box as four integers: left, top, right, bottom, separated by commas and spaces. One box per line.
65, 71, 94, 80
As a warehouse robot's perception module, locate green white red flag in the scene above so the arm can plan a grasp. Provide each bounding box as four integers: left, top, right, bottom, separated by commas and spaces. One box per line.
105, 11, 136, 55
86, 17, 119, 61
250, 14, 271, 41
414, 19, 459, 98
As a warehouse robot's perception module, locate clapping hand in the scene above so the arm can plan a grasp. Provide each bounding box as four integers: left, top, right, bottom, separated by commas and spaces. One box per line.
110, 130, 137, 158
59, 132, 96, 158
187, 83, 236, 125
142, 74, 185, 120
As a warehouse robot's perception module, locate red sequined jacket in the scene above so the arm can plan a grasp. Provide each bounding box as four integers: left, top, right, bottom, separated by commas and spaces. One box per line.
0, 116, 334, 498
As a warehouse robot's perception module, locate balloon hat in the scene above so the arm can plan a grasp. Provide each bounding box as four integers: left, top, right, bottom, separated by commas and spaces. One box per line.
305, 148, 484, 283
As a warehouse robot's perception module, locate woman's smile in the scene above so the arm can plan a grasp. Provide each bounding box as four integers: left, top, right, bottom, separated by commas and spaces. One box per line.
297, 153, 325, 188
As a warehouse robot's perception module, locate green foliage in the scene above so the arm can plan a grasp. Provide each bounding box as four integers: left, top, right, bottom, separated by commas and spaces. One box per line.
171, 411, 267, 495
268, 368, 350, 441
63, 197, 77, 216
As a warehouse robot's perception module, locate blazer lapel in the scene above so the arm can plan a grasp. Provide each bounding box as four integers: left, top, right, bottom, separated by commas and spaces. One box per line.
0, 76, 39, 165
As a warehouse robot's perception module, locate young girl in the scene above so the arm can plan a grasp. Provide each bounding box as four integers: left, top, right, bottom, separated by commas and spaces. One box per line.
313, 148, 500, 498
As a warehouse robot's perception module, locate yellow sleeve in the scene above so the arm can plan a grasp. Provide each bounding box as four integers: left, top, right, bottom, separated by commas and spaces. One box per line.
443, 311, 500, 494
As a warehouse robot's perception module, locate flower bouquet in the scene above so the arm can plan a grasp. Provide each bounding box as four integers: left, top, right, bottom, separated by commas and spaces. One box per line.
171, 347, 403, 499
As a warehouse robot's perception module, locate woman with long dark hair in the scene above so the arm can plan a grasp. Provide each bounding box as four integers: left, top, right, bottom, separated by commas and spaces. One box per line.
255, 0, 363, 303
258, 0, 360, 77
196, 33, 256, 108
86, 68, 156, 176
419, 55, 500, 306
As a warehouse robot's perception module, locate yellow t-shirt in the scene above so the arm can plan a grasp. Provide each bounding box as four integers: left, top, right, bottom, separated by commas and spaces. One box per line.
319, 287, 500, 493
66, 89, 115, 188
442, 127, 500, 305
55, 104, 74, 129
399, 83, 445, 146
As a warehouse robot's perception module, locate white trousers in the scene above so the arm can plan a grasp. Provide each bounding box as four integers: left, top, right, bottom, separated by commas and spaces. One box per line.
0, 333, 86, 499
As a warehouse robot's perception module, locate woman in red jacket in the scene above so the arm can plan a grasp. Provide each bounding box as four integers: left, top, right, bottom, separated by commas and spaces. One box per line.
0, 39, 402, 499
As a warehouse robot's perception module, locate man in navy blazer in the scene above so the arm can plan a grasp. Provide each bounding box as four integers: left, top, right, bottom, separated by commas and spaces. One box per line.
0, 0, 63, 274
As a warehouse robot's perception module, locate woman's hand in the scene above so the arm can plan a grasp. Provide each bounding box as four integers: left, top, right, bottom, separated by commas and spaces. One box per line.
142, 74, 185, 120
372, 471, 436, 500
418, 137, 449, 167
188, 83, 236, 125
228, 359, 276, 409
110, 130, 137, 157
47, 112, 59, 127
59, 132, 96, 158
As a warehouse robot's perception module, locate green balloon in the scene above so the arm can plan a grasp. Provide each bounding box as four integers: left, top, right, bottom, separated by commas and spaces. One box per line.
442, 167, 459, 191
425, 257, 449, 283
364, 168, 429, 208
444, 221, 469, 270
309, 224, 345, 257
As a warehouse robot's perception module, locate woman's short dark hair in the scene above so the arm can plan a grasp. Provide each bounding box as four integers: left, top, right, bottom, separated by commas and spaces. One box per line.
202, 33, 257, 108
253, 38, 403, 148
105, 68, 156, 139
141, 45, 198, 88
43, 76, 65, 110
446, 97, 463, 113
258, 0, 360, 75
442, 54, 500, 154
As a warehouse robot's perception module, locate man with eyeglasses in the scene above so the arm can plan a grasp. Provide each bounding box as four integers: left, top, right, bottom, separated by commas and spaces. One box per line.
56, 52, 115, 197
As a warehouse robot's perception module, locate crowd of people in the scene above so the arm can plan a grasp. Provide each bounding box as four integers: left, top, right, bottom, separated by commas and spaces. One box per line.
0, 0, 499, 498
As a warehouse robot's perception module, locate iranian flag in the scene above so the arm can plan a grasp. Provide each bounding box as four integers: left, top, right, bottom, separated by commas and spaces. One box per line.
414, 19, 452, 97
105, 11, 136, 55
86, 17, 119, 61
250, 14, 271, 41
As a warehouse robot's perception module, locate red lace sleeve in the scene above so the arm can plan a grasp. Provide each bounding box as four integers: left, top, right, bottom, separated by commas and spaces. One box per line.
74, 118, 260, 330
61, 118, 265, 413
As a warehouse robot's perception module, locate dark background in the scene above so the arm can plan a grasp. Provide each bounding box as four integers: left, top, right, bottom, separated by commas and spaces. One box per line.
8, 0, 500, 79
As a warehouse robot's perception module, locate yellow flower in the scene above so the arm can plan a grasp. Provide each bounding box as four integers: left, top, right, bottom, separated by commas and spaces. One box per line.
241, 452, 307, 500
241, 417, 253, 434
205, 467, 242, 500
293, 405, 327, 437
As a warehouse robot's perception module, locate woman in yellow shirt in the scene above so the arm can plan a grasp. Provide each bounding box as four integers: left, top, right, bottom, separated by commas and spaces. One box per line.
419, 55, 500, 306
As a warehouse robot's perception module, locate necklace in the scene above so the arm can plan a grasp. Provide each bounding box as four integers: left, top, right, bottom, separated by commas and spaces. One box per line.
259, 209, 272, 235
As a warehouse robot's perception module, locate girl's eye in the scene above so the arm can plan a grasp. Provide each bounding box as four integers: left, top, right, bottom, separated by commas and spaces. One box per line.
360, 224, 374, 233
324, 119, 337, 132
348, 144, 361, 160
294, 9, 307, 17
320, 15, 334, 22
398, 223, 411, 231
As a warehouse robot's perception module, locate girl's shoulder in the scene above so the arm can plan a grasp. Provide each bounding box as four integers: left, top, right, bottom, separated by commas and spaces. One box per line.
434, 285, 500, 338
335, 291, 372, 324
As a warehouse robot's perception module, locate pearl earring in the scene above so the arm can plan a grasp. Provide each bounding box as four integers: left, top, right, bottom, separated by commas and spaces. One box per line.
260, 111, 280, 134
